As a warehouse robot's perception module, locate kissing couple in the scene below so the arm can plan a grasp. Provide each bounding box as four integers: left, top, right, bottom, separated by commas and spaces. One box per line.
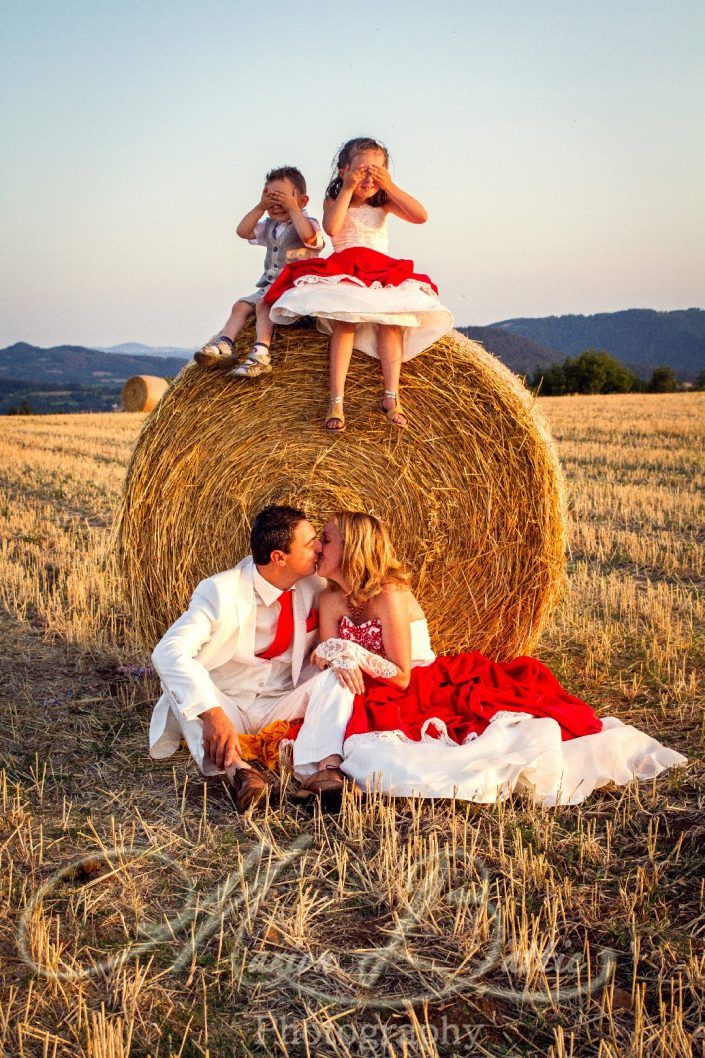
149, 505, 685, 811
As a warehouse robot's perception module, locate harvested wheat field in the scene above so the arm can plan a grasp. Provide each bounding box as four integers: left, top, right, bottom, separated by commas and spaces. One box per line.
0, 391, 703, 1057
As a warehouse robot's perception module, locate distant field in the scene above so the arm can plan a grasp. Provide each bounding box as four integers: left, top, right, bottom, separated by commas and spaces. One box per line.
0, 394, 703, 1057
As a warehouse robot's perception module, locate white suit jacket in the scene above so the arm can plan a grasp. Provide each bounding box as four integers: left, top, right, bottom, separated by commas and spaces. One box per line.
149, 557, 324, 758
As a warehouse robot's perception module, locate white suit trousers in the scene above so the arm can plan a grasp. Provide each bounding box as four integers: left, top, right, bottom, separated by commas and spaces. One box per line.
172, 668, 354, 778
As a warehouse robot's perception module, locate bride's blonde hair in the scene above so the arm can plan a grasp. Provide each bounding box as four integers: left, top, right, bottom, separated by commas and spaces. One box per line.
330, 511, 410, 605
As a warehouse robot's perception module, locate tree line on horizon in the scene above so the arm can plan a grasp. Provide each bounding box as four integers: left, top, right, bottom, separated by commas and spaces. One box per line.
2, 346, 703, 414
529, 350, 705, 396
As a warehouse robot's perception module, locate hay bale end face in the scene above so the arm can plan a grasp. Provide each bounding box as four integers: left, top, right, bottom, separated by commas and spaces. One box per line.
117, 325, 566, 660
121, 375, 169, 413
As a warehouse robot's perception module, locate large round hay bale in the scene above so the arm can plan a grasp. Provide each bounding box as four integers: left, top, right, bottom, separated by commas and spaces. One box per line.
116, 325, 566, 660
121, 375, 169, 413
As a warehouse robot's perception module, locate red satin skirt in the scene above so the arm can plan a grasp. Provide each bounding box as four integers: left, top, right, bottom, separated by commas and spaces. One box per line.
262, 246, 439, 305
345, 653, 602, 745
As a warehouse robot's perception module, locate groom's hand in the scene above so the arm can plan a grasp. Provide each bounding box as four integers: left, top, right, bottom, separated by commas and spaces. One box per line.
201, 707, 241, 770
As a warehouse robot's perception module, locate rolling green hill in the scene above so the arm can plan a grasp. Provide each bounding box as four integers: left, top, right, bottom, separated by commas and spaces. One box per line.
490, 309, 705, 380
0, 342, 187, 385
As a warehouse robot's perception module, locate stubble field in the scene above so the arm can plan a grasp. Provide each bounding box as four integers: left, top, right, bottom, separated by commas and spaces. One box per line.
0, 393, 703, 1058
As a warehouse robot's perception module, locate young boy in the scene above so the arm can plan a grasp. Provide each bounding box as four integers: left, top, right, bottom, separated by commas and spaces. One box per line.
195, 167, 324, 378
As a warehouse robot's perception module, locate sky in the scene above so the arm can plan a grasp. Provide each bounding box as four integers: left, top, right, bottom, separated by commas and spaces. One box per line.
1, 0, 703, 348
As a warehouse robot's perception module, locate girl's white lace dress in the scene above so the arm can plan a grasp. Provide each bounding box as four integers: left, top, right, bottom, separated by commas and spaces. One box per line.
265, 204, 454, 361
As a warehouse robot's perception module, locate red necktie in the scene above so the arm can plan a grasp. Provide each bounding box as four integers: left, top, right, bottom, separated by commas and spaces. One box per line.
256, 589, 294, 660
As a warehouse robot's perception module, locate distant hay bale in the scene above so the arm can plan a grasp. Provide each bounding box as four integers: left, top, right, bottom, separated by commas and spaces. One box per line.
121, 375, 169, 413
116, 325, 567, 660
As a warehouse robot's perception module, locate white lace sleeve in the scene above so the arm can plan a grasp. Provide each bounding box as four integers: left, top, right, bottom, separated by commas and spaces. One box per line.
315, 638, 397, 679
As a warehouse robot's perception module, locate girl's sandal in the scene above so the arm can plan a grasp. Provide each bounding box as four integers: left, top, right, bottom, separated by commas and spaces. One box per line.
379, 390, 408, 429
325, 396, 346, 432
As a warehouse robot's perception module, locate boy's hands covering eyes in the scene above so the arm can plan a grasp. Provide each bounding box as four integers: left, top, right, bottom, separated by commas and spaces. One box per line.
268, 185, 300, 212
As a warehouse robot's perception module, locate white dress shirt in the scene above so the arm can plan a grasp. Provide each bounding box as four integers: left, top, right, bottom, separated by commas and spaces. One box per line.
214, 567, 296, 700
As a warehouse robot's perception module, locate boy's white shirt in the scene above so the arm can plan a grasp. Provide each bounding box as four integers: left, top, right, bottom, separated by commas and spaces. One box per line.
149, 556, 324, 756
248, 213, 324, 248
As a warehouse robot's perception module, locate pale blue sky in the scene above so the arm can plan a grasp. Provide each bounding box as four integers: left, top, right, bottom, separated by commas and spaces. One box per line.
1, 0, 703, 347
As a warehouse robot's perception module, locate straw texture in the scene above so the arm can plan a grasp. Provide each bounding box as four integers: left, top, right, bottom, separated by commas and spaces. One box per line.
116, 325, 567, 660
121, 375, 169, 412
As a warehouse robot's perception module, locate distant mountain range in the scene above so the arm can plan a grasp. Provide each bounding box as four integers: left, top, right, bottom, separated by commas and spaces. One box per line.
0, 343, 188, 414
488, 308, 705, 380
2, 309, 703, 412
96, 342, 194, 358
457, 327, 564, 375
0, 342, 187, 384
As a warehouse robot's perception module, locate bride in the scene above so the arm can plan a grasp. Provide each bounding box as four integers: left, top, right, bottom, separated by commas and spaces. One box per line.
293, 511, 686, 805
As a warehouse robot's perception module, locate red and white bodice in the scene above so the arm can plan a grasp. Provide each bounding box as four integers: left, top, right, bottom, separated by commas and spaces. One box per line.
338, 615, 386, 657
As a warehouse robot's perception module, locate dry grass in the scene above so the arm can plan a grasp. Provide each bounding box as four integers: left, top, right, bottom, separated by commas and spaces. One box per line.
0, 389, 703, 1057
117, 327, 567, 661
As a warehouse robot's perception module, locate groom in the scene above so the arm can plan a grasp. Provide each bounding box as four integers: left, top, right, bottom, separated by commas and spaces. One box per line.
149, 504, 354, 810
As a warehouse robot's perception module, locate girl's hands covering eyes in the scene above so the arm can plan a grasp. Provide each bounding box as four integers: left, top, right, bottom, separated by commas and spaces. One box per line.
342, 165, 365, 190
368, 164, 392, 191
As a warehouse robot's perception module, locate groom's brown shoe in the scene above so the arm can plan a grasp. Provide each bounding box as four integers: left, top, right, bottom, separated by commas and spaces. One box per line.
292, 765, 347, 812
229, 767, 275, 812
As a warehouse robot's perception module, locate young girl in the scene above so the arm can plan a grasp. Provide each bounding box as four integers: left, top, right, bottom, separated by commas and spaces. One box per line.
263, 138, 453, 431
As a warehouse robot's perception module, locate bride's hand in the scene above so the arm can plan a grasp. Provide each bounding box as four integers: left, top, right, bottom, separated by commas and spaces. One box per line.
310, 648, 329, 671
333, 663, 365, 695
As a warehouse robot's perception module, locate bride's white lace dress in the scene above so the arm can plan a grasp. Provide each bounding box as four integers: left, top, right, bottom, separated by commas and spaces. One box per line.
331, 617, 686, 806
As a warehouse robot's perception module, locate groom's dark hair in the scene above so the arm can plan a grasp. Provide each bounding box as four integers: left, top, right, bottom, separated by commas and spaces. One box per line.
251, 505, 308, 565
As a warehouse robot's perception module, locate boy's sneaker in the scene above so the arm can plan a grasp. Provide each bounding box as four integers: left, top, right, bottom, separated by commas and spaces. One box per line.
194, 336, 233, 367
232, 345, 272, 379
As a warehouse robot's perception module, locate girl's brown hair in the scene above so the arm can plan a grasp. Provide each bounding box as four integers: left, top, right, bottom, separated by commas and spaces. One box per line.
325, 137, 390, 207
330, 511, 410, 605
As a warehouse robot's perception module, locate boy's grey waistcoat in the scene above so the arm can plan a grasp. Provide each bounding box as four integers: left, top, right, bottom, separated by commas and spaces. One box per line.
256, 218, 322, 289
